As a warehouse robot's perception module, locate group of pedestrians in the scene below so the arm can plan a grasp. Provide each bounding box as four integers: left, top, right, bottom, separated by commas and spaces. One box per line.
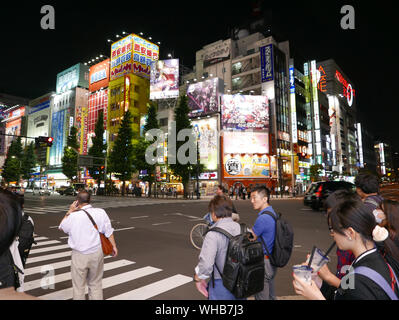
293, 173, 399, 300
229, 185, 251, 200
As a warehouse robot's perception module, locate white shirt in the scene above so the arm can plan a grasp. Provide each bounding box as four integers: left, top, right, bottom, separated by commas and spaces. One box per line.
59, 204, 114, 255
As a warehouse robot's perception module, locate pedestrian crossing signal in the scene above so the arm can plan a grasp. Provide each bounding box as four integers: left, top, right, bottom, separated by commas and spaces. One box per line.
35, 136, 54, 147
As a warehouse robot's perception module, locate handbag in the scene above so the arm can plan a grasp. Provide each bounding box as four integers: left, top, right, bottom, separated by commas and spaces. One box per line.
82, 209, 113, 256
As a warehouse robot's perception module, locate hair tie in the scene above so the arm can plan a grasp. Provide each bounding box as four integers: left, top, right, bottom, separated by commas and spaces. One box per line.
372, 225, 389, 242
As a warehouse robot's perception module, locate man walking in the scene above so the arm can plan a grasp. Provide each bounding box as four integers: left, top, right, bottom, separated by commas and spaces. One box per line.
59, 190, 117, 300
249, 185, 277, 300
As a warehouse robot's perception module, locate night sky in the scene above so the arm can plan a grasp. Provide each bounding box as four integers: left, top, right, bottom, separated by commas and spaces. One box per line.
0, 1, 397, 148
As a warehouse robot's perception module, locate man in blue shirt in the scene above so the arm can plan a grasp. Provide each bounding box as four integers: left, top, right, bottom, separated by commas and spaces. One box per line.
249, 185, 277, 300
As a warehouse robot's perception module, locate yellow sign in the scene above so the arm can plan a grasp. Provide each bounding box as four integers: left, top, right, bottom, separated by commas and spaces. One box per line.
223, 154, 270, 178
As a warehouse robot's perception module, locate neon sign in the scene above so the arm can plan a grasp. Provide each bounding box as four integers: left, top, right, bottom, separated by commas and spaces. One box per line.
317, 65, 327, 92
335, 70, 355, 106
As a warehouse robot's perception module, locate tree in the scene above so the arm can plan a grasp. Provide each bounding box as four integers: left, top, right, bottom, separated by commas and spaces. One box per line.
21, 142, 37, 182
108, 110, 134, 196
88, 110, 107, 186
2, 137, 23, 185
62, 127, 79, 183
169, 96, 200, 198
309, 164, 324, 182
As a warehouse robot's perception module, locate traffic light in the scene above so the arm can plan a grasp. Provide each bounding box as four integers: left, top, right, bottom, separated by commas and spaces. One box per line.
35, 136, 54, 148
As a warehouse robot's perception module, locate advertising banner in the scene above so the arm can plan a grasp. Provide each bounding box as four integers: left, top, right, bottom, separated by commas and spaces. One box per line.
203, 40, 231, 68
110, 34, 159, 81
56, 63, 89, 94
150, 59, 179, 100
223, 154, 270, 178
223, 131, 269, 154
49, 109, 66, 166
89, 59, 110, 92
191, 117, 218, 170
187, 78, 223, 117
27, 107, 50, 138
260, 44, 274, 82
221, 94, 269, 131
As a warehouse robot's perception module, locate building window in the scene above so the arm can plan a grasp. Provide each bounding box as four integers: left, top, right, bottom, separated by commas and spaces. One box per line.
160, 118, 168, 127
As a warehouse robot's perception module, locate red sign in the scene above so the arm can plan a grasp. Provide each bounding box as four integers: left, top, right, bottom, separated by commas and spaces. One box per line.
335, 70, 355, 106
317, 65, 327, 92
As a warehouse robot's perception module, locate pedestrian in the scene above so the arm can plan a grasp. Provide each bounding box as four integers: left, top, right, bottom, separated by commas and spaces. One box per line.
193, 194, 242, 300
242, 186, 247, 200
248, 185, 277, 300
0, 189, 38, 299
229, 186, 233, 199
58, 190, 118, 300
355, 173, 383, 211
235, 186, 239, 200
293, 197, 399, 300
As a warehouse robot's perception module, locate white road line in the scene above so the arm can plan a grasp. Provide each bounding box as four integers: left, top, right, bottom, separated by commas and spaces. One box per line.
33, 240, 61, 247
37, 266, 162, 300
152, 222, 172, 226
26, 251, 72, 265
29, 244, 70, 255
49, 226, 59, 229
25, 261, 71, 276
129, 216, 149, 219
24, 260, 135, 292
34, 237, 49, 241
108, 274, 192, 300
114, 227, 135, 232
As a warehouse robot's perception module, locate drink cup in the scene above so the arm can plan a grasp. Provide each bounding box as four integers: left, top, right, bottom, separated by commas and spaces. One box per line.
293, 265, 312, 284
306, 247, 330, 273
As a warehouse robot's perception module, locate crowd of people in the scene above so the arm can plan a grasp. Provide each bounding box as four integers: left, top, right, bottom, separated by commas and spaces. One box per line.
1, 172, 399, 301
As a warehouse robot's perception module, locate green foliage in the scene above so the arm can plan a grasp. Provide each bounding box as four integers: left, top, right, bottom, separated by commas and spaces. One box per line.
108, 110, 134, 195
62, 127, 79, 182
88, 110, 107, 184
21, 142, 37, 180
309, 164, 324, 182
2, 137, 24, 184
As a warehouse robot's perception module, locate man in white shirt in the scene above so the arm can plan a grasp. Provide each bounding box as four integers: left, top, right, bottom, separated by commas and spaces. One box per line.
59, 190, 117, 300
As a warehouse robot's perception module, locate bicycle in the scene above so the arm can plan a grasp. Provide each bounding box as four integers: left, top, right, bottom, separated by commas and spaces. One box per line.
189, 212, 240, 250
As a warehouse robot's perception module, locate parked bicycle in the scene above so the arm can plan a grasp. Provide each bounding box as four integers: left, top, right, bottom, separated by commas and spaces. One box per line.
190, 212, 240, 250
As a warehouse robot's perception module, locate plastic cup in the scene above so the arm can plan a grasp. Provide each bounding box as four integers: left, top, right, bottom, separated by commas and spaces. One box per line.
306, 247, 330, 273
293, 265, 313, 284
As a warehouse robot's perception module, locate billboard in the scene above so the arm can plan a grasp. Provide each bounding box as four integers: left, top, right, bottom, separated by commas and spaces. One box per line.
89, 59, 110, 92
4, 106, 25, 152
221, 94, 269, 131
187, 77, 223, 117
27, 101, 50, 138
150, 59, 179, 100
49, 109, 67, 166
223, 131, 269, 154
110, 34, 159, 81
191, 117, 218, 170
260, 44, 274, 82
56, 63, 89, 94
223, 154, 270, 178
203, 40, 231, 68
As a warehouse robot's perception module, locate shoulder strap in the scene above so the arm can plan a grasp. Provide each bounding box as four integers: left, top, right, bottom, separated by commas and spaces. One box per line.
364, 198, 379, 207
81, 209, 98, 231
354, 266, 398, 300
206, 227, 233, 240
260, 209, 279, 220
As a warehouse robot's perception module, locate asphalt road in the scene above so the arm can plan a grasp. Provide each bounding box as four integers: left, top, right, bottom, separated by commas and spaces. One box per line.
22, 193, 337, 300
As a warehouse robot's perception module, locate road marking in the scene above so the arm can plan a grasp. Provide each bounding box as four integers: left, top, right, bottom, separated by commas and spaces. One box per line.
24, 260, 135, 292
129, 216, 149, 219
37, 266, 162, 300
29, 244, 70, 255
34, 237, 49, 241
26, 251, 72, 265
33, 240, 61, 247
114, 227, 135, 232
25, 261, 72, 276
152, 222, 172, 226
108, 274, 192, 300
300, 208, 312, 211
49, 226, 59, 229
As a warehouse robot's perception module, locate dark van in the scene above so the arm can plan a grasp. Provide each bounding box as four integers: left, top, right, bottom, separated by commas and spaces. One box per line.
303, 181, 356, 211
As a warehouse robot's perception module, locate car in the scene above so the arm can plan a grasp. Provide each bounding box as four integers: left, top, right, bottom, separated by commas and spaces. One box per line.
56, 186, 68, 195
303, 181, 356, 211
63, 187, 77, 196
32, 187, 51, 196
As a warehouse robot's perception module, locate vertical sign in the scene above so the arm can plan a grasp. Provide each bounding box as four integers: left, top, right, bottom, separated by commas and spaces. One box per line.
356, 123, 364, 168
260, 44, 274, 82
311, 60, 322, 161
289, 64, 297, 144
124, 75, 130, 112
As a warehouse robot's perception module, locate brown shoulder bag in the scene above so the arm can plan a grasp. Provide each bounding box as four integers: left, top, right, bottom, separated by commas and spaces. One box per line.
82, 209, 113, 256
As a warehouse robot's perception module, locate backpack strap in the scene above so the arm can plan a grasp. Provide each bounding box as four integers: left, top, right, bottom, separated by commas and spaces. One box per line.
364, 198, 379, 208
354, 266, 398, 300
259, 210, 279, 258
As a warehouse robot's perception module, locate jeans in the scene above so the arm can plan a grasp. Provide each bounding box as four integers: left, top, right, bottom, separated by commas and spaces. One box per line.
255, 257, 277, 300
208, 279, 245, 300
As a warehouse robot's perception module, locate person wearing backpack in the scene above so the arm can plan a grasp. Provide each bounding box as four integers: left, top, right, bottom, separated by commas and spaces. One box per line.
293, 198, 399, 300
248, 185, 278, 300
193, 195, 243, 300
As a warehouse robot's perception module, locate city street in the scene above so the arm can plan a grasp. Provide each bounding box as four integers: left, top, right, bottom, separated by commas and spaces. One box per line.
23, 193, 338, 300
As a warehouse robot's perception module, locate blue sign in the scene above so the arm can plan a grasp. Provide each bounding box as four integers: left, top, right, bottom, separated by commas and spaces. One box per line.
49, 109, 66, 166
289, 67, 295, 94
260, 44, 274, 82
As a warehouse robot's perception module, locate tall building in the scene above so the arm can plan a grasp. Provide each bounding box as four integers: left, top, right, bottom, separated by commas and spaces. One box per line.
48, 63, 89, 186
375, 141, 394, 179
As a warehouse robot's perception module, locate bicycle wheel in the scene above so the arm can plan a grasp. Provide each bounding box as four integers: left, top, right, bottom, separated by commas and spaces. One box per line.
190, 223, 209, 250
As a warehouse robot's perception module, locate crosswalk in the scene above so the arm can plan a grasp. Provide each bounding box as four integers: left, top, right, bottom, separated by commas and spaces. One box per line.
24, 198, 205, 215
24, 235, 192, 300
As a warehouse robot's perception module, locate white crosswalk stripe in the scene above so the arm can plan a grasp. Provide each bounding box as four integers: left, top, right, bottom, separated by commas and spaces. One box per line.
24, 236, 192, 300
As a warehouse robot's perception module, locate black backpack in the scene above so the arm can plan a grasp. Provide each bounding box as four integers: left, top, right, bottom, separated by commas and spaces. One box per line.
207, 224, 265, 299
17, 213, 36, 267
260, 210, 294, 268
